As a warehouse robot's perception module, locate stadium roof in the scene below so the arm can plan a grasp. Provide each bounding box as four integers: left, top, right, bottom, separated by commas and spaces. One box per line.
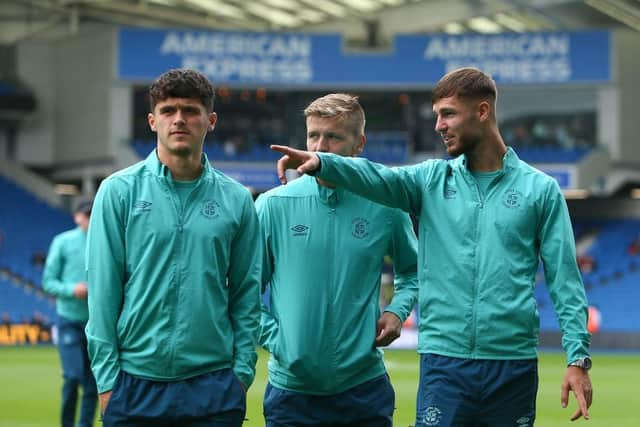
2, 0, 638, 46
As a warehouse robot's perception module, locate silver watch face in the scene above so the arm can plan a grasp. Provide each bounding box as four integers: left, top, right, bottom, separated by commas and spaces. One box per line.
571, 357, 592, 370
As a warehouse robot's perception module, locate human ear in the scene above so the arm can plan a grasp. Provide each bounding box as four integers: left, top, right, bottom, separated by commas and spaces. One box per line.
354, 134, 366, 155
477, 101, 491, 122
208, 112, 218, 131
148, 113, 156, 132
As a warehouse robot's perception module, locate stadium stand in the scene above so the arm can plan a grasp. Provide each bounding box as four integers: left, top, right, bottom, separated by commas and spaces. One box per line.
513, 145, 593, 164
538, 219, 640, 332
0, 175, 71, 323
0, 276, 55, 324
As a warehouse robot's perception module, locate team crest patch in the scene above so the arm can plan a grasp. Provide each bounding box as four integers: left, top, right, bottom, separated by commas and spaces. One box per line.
503, 189, 523, 209
421, 406, 442, 426
202, 200, 220, 218
352, 217, 370, 239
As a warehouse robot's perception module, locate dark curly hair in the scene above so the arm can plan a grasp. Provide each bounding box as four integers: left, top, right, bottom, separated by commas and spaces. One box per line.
148, 69, 215, 112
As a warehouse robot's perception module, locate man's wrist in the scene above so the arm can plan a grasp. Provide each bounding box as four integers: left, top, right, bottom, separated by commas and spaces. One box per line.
568, 356, 592, 371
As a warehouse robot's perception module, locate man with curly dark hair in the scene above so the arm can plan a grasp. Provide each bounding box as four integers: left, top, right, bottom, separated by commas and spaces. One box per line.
86, 69, 261, 427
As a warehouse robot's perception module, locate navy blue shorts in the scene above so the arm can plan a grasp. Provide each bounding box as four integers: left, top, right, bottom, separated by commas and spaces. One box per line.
415, 354, 538, 427
102, 368, 246, 427
263, 374, 395, 427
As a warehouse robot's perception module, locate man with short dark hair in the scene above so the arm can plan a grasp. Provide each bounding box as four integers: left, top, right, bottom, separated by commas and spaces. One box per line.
86, 69, 261, 427
44, 199, 97, 427
271, 68, 593, 426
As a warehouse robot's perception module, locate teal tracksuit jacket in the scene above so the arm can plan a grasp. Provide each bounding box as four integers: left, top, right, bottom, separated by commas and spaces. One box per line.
316, 148, 590, 363
86, 151, 261, 393
256, 175, 418, 394
43, 227, 89, 322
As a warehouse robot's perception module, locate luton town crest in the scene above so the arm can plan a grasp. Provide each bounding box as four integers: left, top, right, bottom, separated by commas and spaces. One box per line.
503, 189, 523, 209
352, 217, 370, 239
202, 200, 220, 218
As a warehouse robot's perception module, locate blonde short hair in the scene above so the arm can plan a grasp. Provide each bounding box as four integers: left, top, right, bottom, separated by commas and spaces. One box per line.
304, 93, 365, 137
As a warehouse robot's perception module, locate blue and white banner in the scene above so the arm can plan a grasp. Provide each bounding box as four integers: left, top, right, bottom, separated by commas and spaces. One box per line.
118, 28, 611, 86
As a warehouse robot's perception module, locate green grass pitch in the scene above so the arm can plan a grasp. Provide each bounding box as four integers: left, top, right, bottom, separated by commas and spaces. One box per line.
0, 346, 638, 426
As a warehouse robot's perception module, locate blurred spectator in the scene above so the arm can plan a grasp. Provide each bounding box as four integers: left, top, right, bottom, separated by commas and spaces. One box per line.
577, 254, 597, 273
1, 311, 11, 326
30, 310, 47, 328
554, 124, 575, 149
532, 120, 552, 145
513, 125, 531, 146
628, 236, 640, 256
32, 250, 46, 267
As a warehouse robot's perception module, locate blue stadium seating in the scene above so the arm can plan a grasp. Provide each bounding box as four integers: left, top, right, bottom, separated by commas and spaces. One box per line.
0, 175, 73, 322
513, 145, 592, 164
537, 219, 640, 332
0, 276, 56, 324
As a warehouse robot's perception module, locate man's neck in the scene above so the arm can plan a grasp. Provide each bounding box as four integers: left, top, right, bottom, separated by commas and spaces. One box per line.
466, 132, 507, 172
158, 150, 203, 181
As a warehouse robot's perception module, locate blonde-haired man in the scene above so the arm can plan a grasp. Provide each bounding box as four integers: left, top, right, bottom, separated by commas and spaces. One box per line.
257, 93, 418, 427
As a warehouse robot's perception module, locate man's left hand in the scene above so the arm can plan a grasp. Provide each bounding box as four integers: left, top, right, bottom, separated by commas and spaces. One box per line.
375, 312, 403, 347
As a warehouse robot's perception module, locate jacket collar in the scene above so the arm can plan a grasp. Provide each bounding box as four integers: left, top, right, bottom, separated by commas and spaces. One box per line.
454, 146, 519, 174
144, 149, 212, 181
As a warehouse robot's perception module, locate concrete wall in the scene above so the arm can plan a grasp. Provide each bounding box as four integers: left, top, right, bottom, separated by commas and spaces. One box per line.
15, 24, 126, 169
52, 25, 115, 165
615, 30, 640, 164
16, 42, 56, 166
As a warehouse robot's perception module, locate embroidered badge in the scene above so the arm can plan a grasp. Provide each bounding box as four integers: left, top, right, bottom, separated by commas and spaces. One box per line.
202, 200, 220, 218
352, 217, 370, 239
503, 189, 523, 209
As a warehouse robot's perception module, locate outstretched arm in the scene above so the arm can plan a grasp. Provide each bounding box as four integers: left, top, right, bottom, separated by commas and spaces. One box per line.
272, 144, 426, 216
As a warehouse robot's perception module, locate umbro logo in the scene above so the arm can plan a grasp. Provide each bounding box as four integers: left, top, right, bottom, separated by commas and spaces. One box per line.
291, 224, 309, 236
133, 200, 152, 211
445, 188, 457, 199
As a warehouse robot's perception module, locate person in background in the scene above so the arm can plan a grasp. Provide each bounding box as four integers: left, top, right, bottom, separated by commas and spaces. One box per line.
43, 199, 97, 427
86, 69, 261, 427
271, 67, 593, 426
257, 93, 418, 427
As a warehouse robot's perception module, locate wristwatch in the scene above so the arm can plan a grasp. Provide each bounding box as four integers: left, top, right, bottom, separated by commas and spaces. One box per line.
568, 357, 592, 370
